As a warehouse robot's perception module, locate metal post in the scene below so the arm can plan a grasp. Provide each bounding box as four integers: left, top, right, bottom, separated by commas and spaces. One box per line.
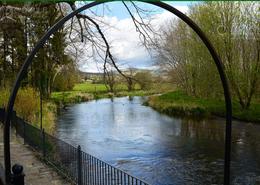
40, 87, 43, 130
23, 120, 25, 145
11, 164, 25, 185
12, 111, 17, 136
42, 129, 46, 158
77, 145, 82, 185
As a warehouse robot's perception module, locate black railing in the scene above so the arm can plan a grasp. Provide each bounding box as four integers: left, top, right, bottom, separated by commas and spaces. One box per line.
0, 108, 4, 123
0, 109, 149, 185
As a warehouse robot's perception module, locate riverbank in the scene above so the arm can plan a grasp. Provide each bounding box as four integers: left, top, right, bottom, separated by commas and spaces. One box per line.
51, 82, 174, 106
51, 90, 158, 105
146, 91, 260, 123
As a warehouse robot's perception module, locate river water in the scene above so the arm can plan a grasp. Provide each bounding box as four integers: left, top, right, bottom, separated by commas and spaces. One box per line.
55, 96, 260, 185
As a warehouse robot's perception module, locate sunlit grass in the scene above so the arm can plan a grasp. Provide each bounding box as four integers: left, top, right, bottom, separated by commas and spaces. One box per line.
72, 82, 140, 93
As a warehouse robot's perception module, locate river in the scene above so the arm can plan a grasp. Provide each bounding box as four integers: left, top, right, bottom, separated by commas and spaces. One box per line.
55, 96, 260, 185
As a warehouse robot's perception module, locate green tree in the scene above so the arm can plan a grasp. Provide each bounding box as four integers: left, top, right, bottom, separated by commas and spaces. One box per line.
156, 2, 259, 109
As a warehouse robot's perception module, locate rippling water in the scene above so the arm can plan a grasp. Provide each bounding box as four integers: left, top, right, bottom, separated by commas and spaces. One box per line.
55, 96, 260, 185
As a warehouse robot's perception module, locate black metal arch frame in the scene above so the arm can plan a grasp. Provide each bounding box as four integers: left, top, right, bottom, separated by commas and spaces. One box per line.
3, 1, 232, 184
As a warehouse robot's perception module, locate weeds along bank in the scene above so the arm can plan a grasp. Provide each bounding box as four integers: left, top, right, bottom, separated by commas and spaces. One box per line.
146, 91, 260, 123
0, 87, 56, 133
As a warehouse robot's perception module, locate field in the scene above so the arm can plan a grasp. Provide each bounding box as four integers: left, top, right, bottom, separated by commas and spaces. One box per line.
72, 83, 140, 93
51, 82, 175, 105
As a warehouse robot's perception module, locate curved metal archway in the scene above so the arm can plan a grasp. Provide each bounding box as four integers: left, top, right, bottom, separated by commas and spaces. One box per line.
4, 1, 232, 184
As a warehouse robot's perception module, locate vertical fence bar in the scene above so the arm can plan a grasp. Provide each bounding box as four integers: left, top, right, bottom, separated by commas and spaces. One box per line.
89, 155, 91, 185
83, 154, 85, 185
12, 111, 17, 136
77, 145, 82, 185
97, 158, 99, 185
94, 157, 96, 185
108, 164, 110, 185
42, 129, 46, 158
104, 163, 106, 185
117, 169, 119, 185
23, 119, 26, 144
113, 167, 115, 185
121, 171, 122, 185
102, 162, 106, 185
88, 155, 90, 185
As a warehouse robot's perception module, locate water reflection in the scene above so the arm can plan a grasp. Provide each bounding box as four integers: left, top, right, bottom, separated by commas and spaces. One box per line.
55, 96, 260, 185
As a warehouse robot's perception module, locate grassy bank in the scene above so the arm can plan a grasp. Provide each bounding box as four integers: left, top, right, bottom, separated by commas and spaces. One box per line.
146, 91, 260, 123
51, 82, 175, 105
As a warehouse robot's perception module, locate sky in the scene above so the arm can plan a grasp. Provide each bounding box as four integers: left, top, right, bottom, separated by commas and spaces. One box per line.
75, 1, 196, 73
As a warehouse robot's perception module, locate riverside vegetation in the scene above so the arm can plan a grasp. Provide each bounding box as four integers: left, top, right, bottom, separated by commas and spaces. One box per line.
0, 2, 259, 130
51, 82, 174, 105
0, 88, 56, 132
146, 91, 260, 123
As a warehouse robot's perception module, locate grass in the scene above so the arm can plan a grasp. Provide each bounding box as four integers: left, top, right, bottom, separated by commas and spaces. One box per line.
146, 91, 260, 123
73, 82, 140, 93
73, 83, 109, 93
51, 82, 175, 105
51, 91, 94, 105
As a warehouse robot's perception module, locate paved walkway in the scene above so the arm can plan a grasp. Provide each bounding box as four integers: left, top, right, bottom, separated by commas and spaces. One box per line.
0, 125, 72, 185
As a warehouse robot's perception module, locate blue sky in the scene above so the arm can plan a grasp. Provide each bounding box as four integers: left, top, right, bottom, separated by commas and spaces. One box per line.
76, 1, 198, 72
78, 1, 196, 20
88, 1, 195, 19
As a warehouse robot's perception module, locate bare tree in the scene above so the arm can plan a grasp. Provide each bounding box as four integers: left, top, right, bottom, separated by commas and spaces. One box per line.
63, 1, 158, 87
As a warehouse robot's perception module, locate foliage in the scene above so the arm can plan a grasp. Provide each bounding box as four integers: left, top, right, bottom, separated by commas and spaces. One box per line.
52, 63, 80, 92
0, 87, 56, 132
0, 4, 73, 98
134, 71, 153, 90
51, 91, 94, 105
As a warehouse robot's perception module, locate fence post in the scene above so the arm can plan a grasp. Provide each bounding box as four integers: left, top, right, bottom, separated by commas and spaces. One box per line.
12, 111, 17, 136
23, 120, 25, 145
42, 129, 46, 158
77, 145, 82, 185
11, 164, 25, 185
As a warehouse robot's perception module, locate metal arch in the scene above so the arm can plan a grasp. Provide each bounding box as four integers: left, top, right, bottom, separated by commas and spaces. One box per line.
4, 1, 232, 184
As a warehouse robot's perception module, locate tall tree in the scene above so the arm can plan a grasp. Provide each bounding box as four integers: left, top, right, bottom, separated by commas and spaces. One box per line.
155, 2, 259, 108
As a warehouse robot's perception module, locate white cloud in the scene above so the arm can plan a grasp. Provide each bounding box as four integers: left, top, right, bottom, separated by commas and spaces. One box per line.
79, 5, 189, 72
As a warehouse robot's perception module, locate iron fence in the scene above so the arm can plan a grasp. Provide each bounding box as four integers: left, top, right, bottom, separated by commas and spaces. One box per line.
0, 109, 149, 185
0, 108, 4, 122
